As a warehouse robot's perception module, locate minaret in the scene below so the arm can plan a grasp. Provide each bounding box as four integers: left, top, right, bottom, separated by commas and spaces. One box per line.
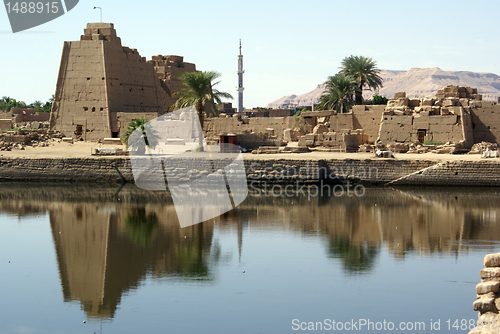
237, 40, 244, 113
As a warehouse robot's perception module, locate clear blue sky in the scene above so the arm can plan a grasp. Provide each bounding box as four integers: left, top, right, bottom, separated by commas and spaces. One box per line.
1, 0, 499, 108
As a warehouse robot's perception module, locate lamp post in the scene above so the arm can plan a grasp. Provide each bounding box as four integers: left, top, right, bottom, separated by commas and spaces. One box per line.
93, 6, 102, 22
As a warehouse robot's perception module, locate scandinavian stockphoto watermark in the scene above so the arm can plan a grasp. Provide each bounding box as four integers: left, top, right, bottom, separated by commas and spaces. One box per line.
247, 162, 378, 200
128, 106, 248, 228
3, 0, 79, 33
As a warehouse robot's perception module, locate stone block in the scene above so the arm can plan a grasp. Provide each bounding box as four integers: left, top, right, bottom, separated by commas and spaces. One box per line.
459, 98, 469, 107
422, 97, 435, 106
313, 124, 328, 134
303, 134, 315, 140
352, 105, 366, 113
481, 268, 500, 279
283, 129, 292, 142
409, 98, 420, 108
394, 92, 406, 99
443, 98, 458, 107
431, 106, 441, 115
0, 119, 12, 129
473, 298, 496, 312
470, 101, 482, 108
152, 55, 165, 61
447, 107, 463, 116
477, 281, 500, 295
387, 100, 398, 108
485, 253, 500, 267
102, 138, 122, 145
441, 108, 450, 115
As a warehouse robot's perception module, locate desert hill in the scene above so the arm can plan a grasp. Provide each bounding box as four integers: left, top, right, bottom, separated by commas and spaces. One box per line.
267, 67, 500, 108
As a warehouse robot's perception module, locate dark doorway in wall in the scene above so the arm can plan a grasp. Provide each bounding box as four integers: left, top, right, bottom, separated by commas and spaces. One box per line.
76, 125, 83, 136
417, 129, 426, 143
112, 132, 119, 138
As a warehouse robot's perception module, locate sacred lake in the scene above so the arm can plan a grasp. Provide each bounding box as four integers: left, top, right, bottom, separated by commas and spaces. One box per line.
0, 183, 498, 333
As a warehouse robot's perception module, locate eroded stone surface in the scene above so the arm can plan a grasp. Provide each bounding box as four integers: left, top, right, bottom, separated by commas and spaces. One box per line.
485, 254, 500, 267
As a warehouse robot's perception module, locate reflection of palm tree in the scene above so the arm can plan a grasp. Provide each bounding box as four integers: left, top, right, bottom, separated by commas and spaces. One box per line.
124, 208, 158, 246
173, 223, 210, 278
122, 117, 160, 154
327, 236, 378, 274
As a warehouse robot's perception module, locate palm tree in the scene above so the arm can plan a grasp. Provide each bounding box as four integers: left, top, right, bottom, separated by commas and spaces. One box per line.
170, 71, 233, 127
122, 116, 160, 154
316, 74, 356, 113
340, 55, 383, 105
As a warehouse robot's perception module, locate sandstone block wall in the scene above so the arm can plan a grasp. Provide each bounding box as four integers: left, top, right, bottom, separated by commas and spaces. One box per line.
51, 29, 114, 141
352, 105, 385, 143
50, 23, 200, 142
471, 102, 500, 144
389, 160, 500, 186
3, 156, 500, 187
0, 119, 12, 129
147, 55, 197, 114
327, 113, 354, 135
377, 86, 486, 147
379, 114, 465, 144
204, 116, 294, 148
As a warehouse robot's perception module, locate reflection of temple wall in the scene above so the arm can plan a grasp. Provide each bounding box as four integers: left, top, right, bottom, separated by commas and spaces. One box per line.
48, 202, 213, 319
50, 204, 111, 317
227, 188, 500, 258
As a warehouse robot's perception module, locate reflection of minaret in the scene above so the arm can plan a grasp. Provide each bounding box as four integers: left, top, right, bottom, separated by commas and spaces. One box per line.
238, 219, 243, 262
237, 39, 244, 113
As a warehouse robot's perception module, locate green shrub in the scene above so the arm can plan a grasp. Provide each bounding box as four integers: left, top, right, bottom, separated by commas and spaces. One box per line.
423, 140, 444, 146
371, 95, 388, 105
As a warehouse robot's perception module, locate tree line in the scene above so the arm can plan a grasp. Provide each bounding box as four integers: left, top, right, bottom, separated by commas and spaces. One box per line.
0, 95, 53, 113
316, 55, 387, 113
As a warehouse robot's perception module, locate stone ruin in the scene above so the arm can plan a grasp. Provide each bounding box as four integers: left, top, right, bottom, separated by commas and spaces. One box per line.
0, 129, 64, 151
297, 126, 368, 153
50, 23, 199, 142
228, 84, 497, 155
147, 55, 197, 114
385, 86, 482, 117
469, 253, 500, 334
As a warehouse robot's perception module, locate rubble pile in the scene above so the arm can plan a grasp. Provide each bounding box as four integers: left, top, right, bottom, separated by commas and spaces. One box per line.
0, 129, 65, 151
470, 142, 499, 154
385, 85, 482, 116
298, 129, 367, 152
357, 144, 374, 152
386, 142, 409, 153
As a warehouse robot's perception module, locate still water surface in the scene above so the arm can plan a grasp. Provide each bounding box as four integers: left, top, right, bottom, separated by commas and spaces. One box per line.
0, 183, 499, 334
